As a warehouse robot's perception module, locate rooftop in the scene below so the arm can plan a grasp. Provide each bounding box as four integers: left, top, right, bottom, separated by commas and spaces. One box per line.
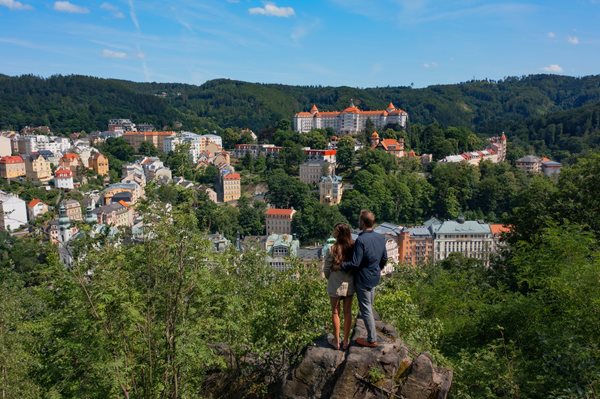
265, 208, 295, 217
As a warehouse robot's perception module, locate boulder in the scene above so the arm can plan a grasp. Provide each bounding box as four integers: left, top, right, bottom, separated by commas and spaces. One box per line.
279, 317, 452, 399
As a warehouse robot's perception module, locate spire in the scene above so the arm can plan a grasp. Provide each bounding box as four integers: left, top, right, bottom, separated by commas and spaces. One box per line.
58, 203, 70, 227
85, 205, 96, 224
310, 104, 319, 114
501, 132, 507, 141
386, 102, 396, 111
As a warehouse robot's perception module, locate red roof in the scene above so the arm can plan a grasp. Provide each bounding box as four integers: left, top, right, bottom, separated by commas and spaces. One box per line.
387, 102, 395, 110
223, 173, 241, 180
379, 139, 403, 150
62, 153, 79, 160
265, 208, 295, 217
118, 200, 129, 208
490, 224, 511, 235
28, 198, 44, 208
55, 168, 73, 178
310, 104, 319, 113
0, 155, 24, 164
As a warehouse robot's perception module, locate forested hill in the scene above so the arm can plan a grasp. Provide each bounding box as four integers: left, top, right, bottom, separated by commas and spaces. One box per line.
1, 73, 600, 139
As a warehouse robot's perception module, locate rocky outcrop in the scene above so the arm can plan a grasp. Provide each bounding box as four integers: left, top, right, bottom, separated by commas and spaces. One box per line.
279, 317, 452, 399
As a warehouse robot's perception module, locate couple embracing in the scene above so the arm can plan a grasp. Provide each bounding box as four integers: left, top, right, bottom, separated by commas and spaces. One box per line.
323, 210, 388, 350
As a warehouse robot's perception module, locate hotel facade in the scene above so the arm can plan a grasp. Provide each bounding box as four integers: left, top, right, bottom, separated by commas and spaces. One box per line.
294, 102, 408, 134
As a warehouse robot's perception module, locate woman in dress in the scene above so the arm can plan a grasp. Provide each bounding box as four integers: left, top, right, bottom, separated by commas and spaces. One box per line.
324, 223, 355, 350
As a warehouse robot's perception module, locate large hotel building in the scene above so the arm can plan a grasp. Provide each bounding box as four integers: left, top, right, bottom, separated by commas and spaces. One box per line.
293, 101, 408, 134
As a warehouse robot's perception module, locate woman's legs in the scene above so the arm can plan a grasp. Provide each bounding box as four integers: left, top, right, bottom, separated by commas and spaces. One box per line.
329, 296, 341, 349
342, 296, 354, 349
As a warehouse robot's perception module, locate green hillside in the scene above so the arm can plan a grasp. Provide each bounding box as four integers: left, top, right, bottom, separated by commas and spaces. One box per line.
2, 74, 600, 160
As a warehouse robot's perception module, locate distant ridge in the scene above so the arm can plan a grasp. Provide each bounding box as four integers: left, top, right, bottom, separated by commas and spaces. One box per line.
1, 73, 600, 138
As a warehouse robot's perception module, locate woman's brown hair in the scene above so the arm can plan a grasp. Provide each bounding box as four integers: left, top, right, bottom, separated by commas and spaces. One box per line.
331, 223, 354, 271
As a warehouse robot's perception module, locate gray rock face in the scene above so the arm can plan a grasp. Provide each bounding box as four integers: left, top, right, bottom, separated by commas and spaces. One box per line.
279, 318, 453, 399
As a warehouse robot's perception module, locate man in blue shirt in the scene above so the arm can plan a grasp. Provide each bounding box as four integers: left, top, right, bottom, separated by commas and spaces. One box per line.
342, 210, 387, 347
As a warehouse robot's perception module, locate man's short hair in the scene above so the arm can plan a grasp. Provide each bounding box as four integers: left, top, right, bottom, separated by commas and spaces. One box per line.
360, 210, 375, 228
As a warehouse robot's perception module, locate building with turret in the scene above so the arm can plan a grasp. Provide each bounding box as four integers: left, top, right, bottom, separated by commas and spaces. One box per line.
319, 174, 343, 205
294, 101, 408, 134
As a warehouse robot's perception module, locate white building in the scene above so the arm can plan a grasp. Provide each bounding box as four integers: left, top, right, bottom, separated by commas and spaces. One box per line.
294, 101, 408, 134
319, 174, 343, 205
0, 136, 11, 156
54, 168, 74, 190
163, 132, 223, 163
440, 134, 507, 165
428, 218, 494, 266
0, 191, 27, 231
17, 135, 71, 155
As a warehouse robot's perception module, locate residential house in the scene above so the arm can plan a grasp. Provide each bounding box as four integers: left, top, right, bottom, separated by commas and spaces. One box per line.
27, 198, 49, 220
61, 199, 83, 221
54, 168, 74, 190
89, 152, 109, 176
0, 155, 26, 179
59, 153, 83, 174
299, 160, 335, 185
319, 174, 343, 205
24, 153, 52, 182
516, 155, 542, 173
265, 208, 296, 235
92, 201, 134, 227
370, 131, 405, 158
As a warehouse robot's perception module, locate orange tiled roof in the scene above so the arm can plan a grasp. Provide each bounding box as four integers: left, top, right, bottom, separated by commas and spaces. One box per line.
265, 208, 295, 216
387, 102, 396, 109
490, 224, 511, 235
118, 200, 129, 208
380, 138, 403, 150
223, 173, 241, 180
28, 198, 44, 208
0, 155, 24, 164
62, 153, 79, 160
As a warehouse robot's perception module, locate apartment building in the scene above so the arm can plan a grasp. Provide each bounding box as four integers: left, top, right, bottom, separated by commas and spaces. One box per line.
0, 156, 26, 179
265, 208, 296, 235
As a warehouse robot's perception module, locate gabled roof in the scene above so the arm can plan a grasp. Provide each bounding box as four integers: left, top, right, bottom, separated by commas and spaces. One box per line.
62, 153, 80, 161
54, 168, 73, 178
223, 173, 241, 180
28, 198, 44, 208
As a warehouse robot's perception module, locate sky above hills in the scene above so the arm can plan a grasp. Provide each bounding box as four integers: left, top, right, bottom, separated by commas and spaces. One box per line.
1, 0, 599, 87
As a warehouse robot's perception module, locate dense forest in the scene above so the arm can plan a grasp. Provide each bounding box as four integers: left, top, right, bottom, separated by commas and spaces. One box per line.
2, 74, 600, 160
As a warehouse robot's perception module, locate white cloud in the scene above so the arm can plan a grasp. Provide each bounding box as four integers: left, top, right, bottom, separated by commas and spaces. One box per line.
547, 31, 556, 38
53, 1, 89, 14
0, 0, 32, 10
567, 35, 579, 45
423, 62, 438, 69
102, 49, 127, 58
100, 2, 124, 18
541, 64, 563, 73
249, 3, 295, 17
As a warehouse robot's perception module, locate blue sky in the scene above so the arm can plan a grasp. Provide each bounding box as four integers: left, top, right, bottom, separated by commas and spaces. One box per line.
1, 0, 599, 87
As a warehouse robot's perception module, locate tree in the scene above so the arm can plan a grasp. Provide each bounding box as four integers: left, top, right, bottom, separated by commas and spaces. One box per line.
138, 141, 159, 156
336, 136, 355, 172
266, 169, 311, 210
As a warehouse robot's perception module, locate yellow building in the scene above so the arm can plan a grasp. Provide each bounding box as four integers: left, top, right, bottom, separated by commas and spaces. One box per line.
123, 131, 176, 152
222, 173, 241, 202
89, 152, 109, 176
0, 156, 26, 179
25, 153, 52, 182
